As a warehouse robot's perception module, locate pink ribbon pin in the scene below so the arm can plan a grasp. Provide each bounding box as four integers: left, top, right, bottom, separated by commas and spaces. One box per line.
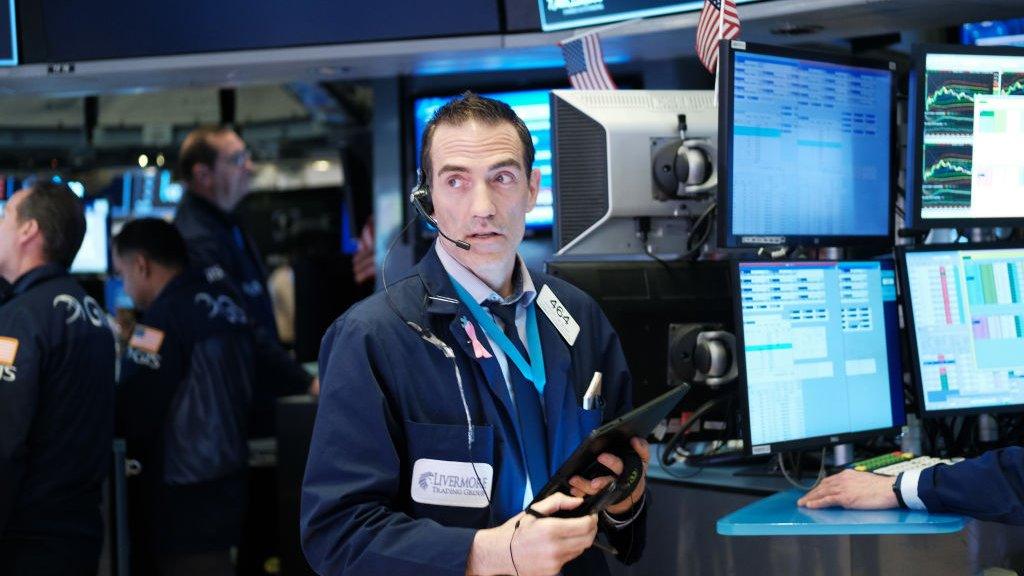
463, 320, 492, 359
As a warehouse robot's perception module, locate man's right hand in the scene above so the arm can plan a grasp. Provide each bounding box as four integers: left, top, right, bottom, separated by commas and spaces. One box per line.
466, 492, 598, 576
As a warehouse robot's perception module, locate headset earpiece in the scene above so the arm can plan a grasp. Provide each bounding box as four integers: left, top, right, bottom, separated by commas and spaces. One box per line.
411, 169, 434, 217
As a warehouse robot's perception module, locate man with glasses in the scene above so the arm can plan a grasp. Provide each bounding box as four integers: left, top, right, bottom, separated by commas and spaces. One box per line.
174, 127, 316, 436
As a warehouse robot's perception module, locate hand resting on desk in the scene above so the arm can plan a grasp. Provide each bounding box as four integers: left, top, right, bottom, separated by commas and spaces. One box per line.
797, 469, 898, 510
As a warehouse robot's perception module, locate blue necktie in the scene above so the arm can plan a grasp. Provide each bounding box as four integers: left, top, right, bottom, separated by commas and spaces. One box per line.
486, 301, 549, 500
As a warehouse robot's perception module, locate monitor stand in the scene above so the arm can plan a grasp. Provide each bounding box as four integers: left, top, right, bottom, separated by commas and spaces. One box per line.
732, 451, 831, 478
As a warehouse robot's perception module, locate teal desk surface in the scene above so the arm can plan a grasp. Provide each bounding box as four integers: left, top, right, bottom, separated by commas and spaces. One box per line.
716, 488, 966, 536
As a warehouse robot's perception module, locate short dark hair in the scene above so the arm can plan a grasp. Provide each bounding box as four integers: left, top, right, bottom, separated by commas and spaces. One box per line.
419, 91, 535, 184
16, 182, 86, 269
178, 125, 234, 184
112, 218, 189, 270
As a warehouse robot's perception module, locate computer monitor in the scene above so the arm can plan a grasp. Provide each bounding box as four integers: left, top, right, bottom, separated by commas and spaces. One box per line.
898, 243, 1024, 416
550, 89, 717, 257
537, 0, 755, 32
734, 259, 904, 455
907, 45, 1024, 229
717, 41, 896, 248
71, 198, 109, 275
412, 88, 554, 230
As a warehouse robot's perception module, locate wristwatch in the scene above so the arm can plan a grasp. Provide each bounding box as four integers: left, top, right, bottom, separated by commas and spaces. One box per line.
892, 472, 909, 509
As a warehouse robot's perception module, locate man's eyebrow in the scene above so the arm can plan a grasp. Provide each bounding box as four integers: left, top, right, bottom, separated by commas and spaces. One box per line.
488, 158, 523, 172
437, 164, 469, 175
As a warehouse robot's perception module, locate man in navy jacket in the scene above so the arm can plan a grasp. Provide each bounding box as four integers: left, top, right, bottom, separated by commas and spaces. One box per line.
174, 126, 316, 436
113, 218, 255, 575
301, 93, 648, 575
0, 182, 116, 575
799, 447, 1024, 523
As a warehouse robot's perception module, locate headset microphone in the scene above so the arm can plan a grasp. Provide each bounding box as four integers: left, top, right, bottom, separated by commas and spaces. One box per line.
410, 170, 471, 251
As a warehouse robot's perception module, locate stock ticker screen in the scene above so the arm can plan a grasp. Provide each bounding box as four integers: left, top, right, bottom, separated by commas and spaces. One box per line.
918, 52, 1024, 222
903, 247, 1024, 414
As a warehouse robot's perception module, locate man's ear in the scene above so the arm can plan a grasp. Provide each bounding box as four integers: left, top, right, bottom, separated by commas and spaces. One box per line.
133, 252, 150, 278
17, 217, 39, 246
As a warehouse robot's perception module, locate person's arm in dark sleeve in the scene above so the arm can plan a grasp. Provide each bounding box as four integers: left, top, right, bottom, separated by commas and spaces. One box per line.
592, 304, 647, 565
903, 447, 1024, 525
0, 309, 42, 532
115, 314, 183, 442
300, 317, 476, 576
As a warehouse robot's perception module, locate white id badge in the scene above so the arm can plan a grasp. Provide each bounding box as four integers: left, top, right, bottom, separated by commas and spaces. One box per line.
537, 284, 580, 346
411, 458, 493, 508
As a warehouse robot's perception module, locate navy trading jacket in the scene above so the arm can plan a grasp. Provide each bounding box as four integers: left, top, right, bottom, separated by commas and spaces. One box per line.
174, 193, 311, 430
908, 446, 1024, 524
0, 265, 116, 553
301, 247, 646, 576
116, 269, 255, 565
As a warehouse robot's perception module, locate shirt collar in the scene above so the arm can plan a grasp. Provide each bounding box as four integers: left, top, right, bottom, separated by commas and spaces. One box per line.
434, 241, 536, 308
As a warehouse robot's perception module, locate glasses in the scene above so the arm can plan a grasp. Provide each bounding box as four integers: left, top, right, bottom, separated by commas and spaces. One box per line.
223, 149, 252, 168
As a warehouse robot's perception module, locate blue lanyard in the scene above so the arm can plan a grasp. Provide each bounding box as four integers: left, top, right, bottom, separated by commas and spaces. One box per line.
449, 277, 546, 396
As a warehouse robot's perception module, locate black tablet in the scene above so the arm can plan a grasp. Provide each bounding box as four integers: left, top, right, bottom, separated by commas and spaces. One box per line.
533, 383, 690, 502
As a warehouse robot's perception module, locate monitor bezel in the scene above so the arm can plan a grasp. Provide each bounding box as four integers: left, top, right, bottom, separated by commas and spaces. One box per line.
908, 43, 1024, 230
896, 241, 1024, 417
733, 258, 903, 456
717, 40, 898, 249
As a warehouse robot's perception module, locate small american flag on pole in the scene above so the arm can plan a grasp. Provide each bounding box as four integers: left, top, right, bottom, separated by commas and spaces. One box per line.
559, 32, 617, 90
696, 0, 741, 74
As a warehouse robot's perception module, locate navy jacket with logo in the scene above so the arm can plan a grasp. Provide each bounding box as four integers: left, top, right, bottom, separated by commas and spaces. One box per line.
301, 247, 647, 576
117, 269, 255, 566
174, 192, 311, 431
0, 265, 116, 555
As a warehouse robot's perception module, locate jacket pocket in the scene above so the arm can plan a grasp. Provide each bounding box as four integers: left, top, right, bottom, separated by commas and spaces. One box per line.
403, 420, 496, 526
577, 406, 604, 439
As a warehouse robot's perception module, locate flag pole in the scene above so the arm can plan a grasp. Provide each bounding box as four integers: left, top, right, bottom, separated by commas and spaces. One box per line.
566, 17, 643, 42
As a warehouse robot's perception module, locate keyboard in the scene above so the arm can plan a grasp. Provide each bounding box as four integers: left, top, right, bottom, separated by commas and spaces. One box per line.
849, 451, 963, 477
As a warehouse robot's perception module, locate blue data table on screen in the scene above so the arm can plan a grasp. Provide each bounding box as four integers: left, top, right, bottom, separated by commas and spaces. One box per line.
716, 489, 965, 536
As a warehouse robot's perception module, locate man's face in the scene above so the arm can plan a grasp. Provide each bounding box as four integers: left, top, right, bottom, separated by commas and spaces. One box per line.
112, 250, 150, 310
428, 120, 539, 277
209, 130, 253, 212
0, 190, 31, 280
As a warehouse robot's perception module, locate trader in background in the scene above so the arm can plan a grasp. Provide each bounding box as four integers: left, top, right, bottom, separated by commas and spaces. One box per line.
0, 182, 116, 576
174, 126, 316, 436
113, 218, 255, 576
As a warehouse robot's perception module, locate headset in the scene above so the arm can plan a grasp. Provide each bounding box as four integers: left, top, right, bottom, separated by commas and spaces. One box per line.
410, 169, 471, 251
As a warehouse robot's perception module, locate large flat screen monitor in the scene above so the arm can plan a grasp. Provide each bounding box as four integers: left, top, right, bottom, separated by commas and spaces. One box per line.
735, 259, 904, 455
413, 89, 554, 229
908, 45, 1024, 228
962, 18, 1024, 48
899, 244, 1024, 416
718, 41, 896, 248
71, 198, 109, 275
537, 0, 755, 32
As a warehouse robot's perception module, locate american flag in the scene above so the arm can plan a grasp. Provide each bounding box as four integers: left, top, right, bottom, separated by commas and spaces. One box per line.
0, 336, 18, 366
696, 0, 741, 74
129, 324, 165, 354
559, 32, 617, 90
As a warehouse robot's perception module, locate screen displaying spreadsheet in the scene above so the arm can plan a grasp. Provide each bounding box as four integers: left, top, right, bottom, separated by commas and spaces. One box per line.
901, 245, 1024, 414
720, 42, 894, 247
736, 260, 904, 454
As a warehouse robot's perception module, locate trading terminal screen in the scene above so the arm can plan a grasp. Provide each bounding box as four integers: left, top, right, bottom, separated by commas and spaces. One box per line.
71, 198, 109, 275
413, 89, 553, 228
902, 246, 1024, 415
722, 47, 893, 246
737, 261, 903, 454
916, 51, 1024, 223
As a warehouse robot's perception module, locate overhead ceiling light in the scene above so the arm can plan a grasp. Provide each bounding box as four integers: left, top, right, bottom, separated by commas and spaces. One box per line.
311, 160, 331, 172
138, 154, 149, 168
156, 153, 165, 167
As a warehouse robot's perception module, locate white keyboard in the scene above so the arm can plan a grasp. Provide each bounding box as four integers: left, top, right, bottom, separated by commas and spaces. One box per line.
872, 456, 964, 477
